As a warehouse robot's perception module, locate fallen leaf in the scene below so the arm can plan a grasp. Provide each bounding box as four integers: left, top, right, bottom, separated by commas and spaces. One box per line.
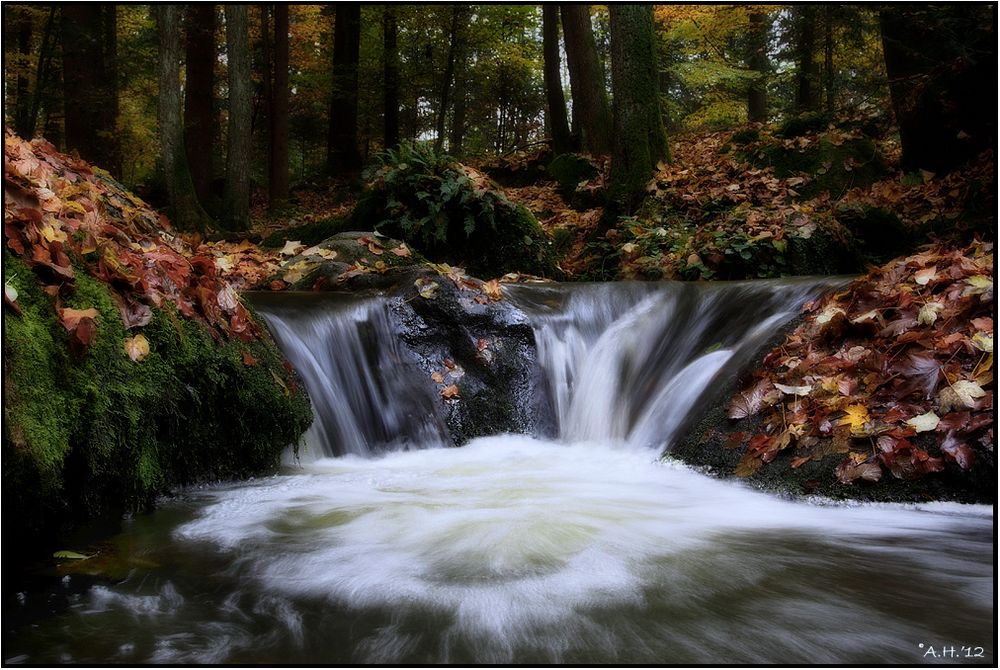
242, 350, 258, 367
280, 240, 305, 256
124, 334, 150, 362
913, 266, 937, 285
905, 411, 940, 432
431, 371, 445, 383
441, 384, 460, 400
775, 382, 811, 397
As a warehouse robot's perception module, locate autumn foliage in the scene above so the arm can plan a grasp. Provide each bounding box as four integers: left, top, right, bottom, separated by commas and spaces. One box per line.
726, 240, 994, 487
4, 132, 260, 345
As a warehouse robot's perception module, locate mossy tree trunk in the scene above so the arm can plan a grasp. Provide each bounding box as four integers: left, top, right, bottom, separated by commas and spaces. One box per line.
746, 11, 769, 123
607, 4, 669, 216
223, 4, 251, 231
560, 4, 612, 155
154, 4, 212, 233
880, 4, 996, 174
543, 5, 573, 154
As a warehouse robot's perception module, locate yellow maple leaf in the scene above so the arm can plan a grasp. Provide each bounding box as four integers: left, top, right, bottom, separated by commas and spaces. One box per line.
837, 404, 870, 436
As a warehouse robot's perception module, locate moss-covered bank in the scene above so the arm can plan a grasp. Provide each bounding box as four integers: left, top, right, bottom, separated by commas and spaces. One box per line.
3, 251, 312, 549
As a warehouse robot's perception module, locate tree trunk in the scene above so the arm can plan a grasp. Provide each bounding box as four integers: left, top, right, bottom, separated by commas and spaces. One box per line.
607, 4, 669, 216
184, 3, 216, 204
154, 5, 211, 232
14, 14, 32, 138
560, 4, 612, 154
543, 5, 572, 154
382, 5, 400, 150
746, 11, 769, 123
435, 7, 461, 154
449, 74, 468, 155
26, 6, 57, 141
62, 4, 119, 174
793, 5, 819, 114
223, 4, 252, 230
327, 4, 361, 175
823, 6, 835, 114
269, 3, 290, 210
880, 5, 996, 173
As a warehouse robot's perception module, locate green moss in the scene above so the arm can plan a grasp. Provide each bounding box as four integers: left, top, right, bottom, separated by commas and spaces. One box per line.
546, 154, 599, 196
261, 216, 348, 248
3, 250, 312, 545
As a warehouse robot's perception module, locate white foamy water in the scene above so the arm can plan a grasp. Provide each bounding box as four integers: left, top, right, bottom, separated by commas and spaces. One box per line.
159, 436, 992, 664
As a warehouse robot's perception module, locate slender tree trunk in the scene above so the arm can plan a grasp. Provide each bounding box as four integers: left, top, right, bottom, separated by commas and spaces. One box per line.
154, 4, 211, 232
382, 5, 400, 149
823, 6, 835, 114
27, 6, 57, 140
14, 15, 32, 138
543, 5, 572, 154
327, 4, 361, 175
449, 75, 468, 155
793, 5, 819, 113
747, 11, 769, 123
62, 4, 119, 174
184, 4, 216, 204
607, 4, 668, 216
560, 4, 612, 154
435, 7, 461, 154
269, 3, 289, 210
223, 5, 252, 230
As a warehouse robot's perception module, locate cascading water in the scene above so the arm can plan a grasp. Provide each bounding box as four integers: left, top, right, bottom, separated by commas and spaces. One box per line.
4, 280, 993, 666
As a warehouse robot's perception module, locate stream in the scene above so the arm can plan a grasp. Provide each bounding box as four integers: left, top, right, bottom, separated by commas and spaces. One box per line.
4, 281, 994, 665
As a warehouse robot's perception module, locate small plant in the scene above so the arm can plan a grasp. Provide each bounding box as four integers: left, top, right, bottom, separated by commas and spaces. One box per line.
362, 142, 509, 248
353, 141, 557, 278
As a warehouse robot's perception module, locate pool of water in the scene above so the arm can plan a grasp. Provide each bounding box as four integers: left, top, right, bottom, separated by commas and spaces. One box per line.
5, 436, 993, 665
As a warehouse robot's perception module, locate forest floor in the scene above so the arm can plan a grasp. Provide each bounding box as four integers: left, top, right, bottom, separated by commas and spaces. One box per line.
4, 115, 993, 497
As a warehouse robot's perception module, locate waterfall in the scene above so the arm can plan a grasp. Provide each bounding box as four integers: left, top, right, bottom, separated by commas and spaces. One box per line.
251, 278, 841, 459
506, 279, 840, 451
252, 293, 450, 460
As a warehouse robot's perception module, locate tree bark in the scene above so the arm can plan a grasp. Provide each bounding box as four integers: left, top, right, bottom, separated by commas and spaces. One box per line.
223, 4, 252, 230
154, 4, 211, 232
607, 4, 669, 215
269, 3, 290, 210
26, 6, 57, 141
543, 5, 572, 154
184, 4, 216, 204
823, 6, 835, 114
62, 4, 119, 174
560, 4, 612, 155
435, 7, 462, 154
327, 4, 361, 175
382, 5, 400, 150
746, 11, 769, 123
880, 5, 996, 173
14, 13, 32, 138
793, 5, 819, 113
